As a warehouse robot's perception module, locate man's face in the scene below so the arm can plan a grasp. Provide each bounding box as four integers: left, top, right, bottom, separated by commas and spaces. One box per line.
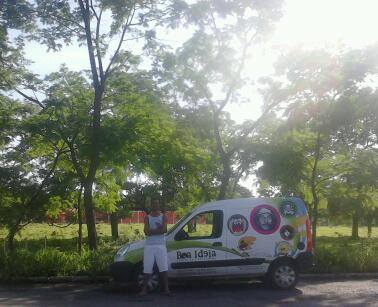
151, 200, 160, 211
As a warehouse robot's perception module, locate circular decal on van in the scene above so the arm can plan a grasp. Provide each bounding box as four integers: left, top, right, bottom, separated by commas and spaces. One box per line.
250, 204, 281, 235
238, 236, 256, 251
280, 225, 296, 240
297, 241, 305, 250
275, 241, 293, 256
227, 214, 248, 236
279, 200, 298, 218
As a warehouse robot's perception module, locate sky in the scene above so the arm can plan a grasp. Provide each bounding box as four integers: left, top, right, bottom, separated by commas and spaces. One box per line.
25, 0, 378, 122
22, 0, 378, 193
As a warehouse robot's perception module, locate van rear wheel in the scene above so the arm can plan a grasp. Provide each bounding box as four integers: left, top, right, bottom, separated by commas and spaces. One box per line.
266, 261, 298, 290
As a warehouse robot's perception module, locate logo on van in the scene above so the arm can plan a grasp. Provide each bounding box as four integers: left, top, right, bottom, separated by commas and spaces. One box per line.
279, 200, 298, 218
238, 236, 256, 251
280, 225, 296, 240
250, 204, 281, 235
275, 241, 293, 256
227, 214, 248, 236
176, 249, 216, 260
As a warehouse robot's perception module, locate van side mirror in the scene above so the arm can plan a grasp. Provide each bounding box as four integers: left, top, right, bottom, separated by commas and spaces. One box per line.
175, 229, 189, 241
188, 218, 197, 233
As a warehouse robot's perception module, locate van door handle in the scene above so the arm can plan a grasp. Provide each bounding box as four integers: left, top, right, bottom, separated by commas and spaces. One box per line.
212, 242, 222, 247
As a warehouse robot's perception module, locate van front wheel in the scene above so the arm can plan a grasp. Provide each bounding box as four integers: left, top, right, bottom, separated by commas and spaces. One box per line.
267, 261, 298, 290
134, 265, 160, 292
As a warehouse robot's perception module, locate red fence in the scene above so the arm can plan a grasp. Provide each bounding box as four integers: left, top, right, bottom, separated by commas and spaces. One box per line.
54, 211, 178, 224
119, 211, 177, 224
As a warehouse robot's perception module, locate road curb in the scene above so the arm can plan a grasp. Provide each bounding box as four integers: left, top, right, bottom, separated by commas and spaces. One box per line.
2, 273, 378, 284
1, 275, 111, 284
301, 272, 378, 280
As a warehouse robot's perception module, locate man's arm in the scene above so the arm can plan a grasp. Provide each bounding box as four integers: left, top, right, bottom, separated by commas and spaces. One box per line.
143, 216, 150, 236
162, 214, 168, 233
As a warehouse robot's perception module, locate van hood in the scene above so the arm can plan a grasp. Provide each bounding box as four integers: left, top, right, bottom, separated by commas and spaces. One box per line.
114, 239, 146, 264
128, 239, 145, 251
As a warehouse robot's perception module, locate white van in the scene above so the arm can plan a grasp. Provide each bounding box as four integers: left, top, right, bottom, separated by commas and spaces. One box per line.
110, 198, 314, 290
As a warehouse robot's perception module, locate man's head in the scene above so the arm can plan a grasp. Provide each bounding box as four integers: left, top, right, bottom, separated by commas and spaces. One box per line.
151, 197, 160, 211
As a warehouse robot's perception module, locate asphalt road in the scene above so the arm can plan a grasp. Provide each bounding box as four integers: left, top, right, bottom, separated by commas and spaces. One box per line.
0, 278, 378, 307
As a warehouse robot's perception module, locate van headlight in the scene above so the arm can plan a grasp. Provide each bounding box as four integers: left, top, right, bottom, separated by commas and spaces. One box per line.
114, 244, 130, 262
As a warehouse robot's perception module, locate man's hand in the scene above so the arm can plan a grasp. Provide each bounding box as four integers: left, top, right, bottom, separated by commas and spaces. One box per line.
144, 214, 168, 236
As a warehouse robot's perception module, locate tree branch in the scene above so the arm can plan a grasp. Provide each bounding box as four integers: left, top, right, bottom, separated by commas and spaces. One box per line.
104, 5, 136, 80
64, 137, 86, 182
48, 222, 73, 228
78, 0, 100, 89
228, 98, 282, 155
14, 88, 45, 109
94, 7, 104, 81
26, 144, 65, 208
0, 76, 45, 109
215, 31, 257, 115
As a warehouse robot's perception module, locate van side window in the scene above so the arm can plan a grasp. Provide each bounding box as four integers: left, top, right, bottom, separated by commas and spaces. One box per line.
177, 210, 223, 240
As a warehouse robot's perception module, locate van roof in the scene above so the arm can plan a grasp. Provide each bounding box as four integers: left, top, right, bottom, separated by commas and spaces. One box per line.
194, 197, 304, 212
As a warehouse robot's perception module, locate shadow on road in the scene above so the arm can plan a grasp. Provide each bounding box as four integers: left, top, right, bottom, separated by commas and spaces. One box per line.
1, 279, 377, 306
102, 279, 303, 303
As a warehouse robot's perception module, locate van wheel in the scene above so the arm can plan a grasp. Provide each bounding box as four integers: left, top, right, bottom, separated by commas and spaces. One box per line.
134, 265, 160, 292
266, 261, 298, 290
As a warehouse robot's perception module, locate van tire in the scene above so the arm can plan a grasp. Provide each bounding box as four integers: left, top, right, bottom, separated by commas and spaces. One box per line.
265, 259, 298, 290
133, 264, 160, 292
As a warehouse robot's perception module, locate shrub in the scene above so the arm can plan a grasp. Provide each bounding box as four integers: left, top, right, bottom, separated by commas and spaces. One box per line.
313, 238, 378, 273
0, 247, 114, 279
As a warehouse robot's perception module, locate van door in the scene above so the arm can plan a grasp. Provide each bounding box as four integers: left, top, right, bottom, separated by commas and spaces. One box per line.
224, 207, 271, 276
167, 210, 228, 278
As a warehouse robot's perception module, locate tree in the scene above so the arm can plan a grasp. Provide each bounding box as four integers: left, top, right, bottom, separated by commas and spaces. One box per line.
327, 149, 378, 239
0, 0, 34, 87
0, 95, 69, 250
153, 0, 283, 200
1, 0, 189, 250
258, 46, 378, 246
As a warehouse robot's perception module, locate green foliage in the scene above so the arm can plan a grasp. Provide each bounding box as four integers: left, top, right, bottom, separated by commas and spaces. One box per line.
313, 237, 378, 273
0, 223, 378, 279
153, 0, 284, 200
1, 0, 378, 256
0, 248, 113, 279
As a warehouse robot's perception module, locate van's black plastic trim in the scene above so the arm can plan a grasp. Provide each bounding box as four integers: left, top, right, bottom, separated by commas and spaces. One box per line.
171, 258, 265, 269
295, 251, 314, 272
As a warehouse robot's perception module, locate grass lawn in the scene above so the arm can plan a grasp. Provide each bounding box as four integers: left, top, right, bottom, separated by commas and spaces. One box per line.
0, 223, 377, 278
317, 226, 378, 238
1, 223, 376, 241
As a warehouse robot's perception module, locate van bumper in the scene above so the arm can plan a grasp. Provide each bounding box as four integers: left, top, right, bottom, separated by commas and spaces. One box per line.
295, 251, 314, 272
109, 261, 135, 282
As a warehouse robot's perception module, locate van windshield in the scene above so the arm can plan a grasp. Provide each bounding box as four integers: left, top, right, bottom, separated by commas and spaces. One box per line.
166, 211, 192, 235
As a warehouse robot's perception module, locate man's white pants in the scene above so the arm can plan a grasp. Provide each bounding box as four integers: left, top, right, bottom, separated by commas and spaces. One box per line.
143, 245, 168, 274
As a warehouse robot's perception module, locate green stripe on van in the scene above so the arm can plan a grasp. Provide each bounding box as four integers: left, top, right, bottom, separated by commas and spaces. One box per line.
124, 241, 245, 263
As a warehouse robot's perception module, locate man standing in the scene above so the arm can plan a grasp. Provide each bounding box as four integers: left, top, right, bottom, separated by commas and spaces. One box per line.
139, 198, 171, 296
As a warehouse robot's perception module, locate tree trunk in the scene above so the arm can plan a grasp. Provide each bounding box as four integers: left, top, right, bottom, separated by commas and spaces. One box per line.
6, 225, 19, 252
352, 212, 359, 239
110, 213, 119, 240
217, 162, 231, 200
311, 197, 319, 247
78, 0, 104, 251
367, 221, 372, 238
305, 199, 313, 222
212, 110, 232, 201
83, 182, 97, 250
366, 211, 373, 238
77, 186, 83, 254
310, 131, 321, 248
